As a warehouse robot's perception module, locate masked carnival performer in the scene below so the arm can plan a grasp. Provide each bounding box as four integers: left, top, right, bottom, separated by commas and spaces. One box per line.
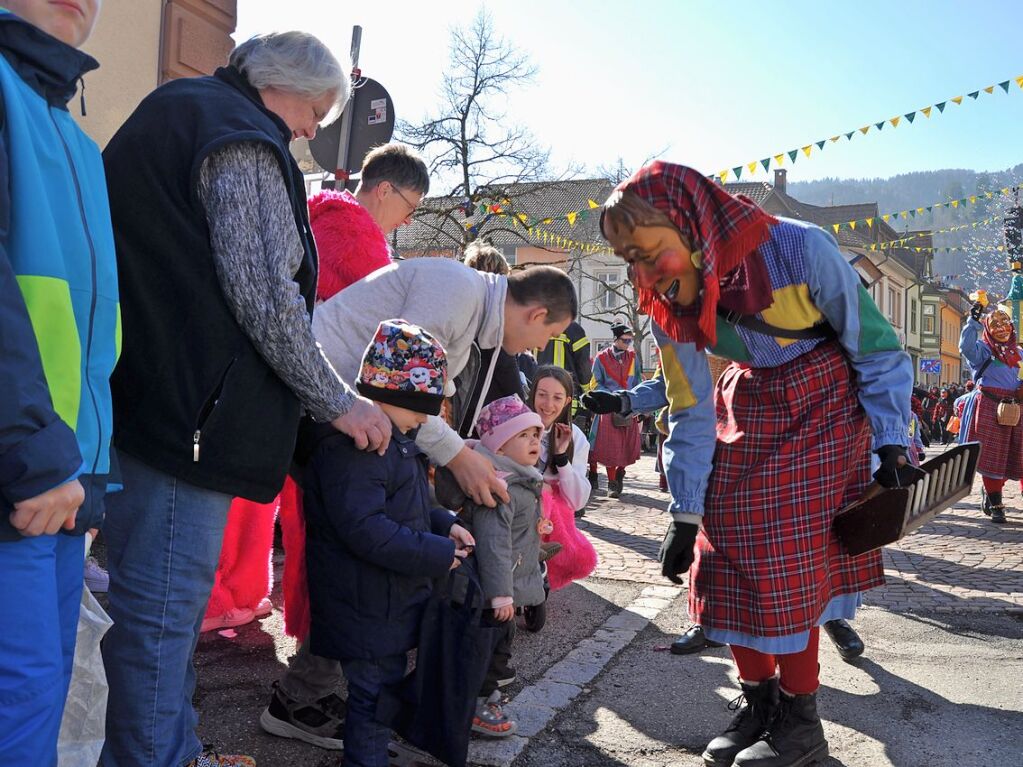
583, 162, 913, 767
960, 302, 1023, 524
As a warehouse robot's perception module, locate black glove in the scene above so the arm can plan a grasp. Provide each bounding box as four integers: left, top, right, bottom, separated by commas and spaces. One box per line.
873, 445, 924, 489
581, 390, 625, 414
659, 521, 699, 584
970, 302, 984, 321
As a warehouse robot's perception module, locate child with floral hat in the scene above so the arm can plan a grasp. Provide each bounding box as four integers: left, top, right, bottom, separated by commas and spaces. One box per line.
437, 394, 547, 737
301, 319, 475, 767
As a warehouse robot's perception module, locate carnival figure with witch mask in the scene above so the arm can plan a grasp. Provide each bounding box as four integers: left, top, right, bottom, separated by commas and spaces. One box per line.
582, 161, 914, 767
960, 302, 1023, 524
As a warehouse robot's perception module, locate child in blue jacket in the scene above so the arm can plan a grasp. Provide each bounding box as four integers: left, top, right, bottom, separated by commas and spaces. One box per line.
0, 4, 119, 764
303, 319, 475, 767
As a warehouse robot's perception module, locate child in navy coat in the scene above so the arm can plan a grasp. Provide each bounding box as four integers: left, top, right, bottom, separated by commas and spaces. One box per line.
303, 319, 475, 767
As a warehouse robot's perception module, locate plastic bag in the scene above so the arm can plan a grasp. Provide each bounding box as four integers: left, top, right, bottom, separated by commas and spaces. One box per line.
57, 587, 113, 767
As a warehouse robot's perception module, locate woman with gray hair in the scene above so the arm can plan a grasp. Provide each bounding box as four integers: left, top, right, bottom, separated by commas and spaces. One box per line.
100, 31, 393, 767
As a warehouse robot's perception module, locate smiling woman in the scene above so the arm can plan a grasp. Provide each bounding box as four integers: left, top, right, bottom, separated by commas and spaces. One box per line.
98, 28, 394, 767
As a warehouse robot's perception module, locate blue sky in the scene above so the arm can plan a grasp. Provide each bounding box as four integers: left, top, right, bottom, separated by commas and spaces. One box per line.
236, 0, 1023, 184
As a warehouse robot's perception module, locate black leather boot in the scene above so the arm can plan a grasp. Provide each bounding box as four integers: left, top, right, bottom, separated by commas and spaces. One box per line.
606, 473, 621, 498
986, 491, 1007, 524
702, 678, 779, 767
823, 619, 864, 661
587, 468, 599, 492
733, 690, 828, 767
671, 625, 724, 655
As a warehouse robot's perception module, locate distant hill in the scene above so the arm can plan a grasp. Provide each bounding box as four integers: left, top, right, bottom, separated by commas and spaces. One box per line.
789, 164, 1023, 294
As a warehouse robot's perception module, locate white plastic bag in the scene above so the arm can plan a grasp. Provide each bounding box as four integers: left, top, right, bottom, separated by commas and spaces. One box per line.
57, 587, 113, 767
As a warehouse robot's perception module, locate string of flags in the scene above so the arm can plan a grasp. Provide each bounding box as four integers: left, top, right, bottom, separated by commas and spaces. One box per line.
715, 74, 1023, 183
830, 184, 1022, 237
868, 215, 1000, 251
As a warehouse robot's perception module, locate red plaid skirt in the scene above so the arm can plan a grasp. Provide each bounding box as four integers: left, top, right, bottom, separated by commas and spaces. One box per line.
590, 413, 641, 468
969, 386, 1023, 480
689, 342, 885, 637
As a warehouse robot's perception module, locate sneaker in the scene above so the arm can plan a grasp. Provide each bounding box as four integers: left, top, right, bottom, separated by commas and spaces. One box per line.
186, 747, 256, 766
254, 597, 273, 617
471, 691, 516, 738
201, 607, 255, 634
259, 680, 345, 750
84, 556, 109, 593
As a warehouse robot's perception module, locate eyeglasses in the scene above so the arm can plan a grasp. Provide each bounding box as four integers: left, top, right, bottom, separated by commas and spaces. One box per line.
618, 337, 634, 345
389, 183, 420, 216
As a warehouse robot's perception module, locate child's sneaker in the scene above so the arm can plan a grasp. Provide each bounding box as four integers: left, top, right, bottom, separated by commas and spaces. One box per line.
472, 691, 517, 737
84, 556, 109, 593
186, 746, 256, 766
201, 607, 255, 634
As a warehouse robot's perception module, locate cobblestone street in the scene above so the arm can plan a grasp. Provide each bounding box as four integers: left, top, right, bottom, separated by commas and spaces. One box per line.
581, 450, 1023, 613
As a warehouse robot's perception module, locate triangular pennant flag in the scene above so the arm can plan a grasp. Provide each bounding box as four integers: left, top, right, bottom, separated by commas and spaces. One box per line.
969, 195, 977, 204
587, 199, 600, 209
830, 135, 841, 143
984, 86, 994, 95
875, 121, 885, 131
866, 217, 874, 227
761, 158, 771, 172
999, 80, 1011, 93
845, 131, 855, 140
904, 112, 915, 123
951, 95, 963, 105
718, 170, 729, 183
774, 153, 785, 165
921, 106, 932, 118
951, 199, 959, 208
882, 214, 891, 222
733, 166, 744, 180
847, 220, 856, 230
832, 224, 840, 233
859, 126, 870, 135
579, 209, 590, 220
816, 140, 826, 150
747, 161, 758, 174
901, 211, 909, 219
935, 101, 946, 112
968, 91, 979, 99
787, 149, 798, 163
908, 209, 916, 217
917, 208, 925, 215
1015, 76, 1023, 89
566, 211, 578, 226
1002, 187, 1012, 194
889, 116, 901, 128
802, 145, 812, 158
934, 202, 944, 209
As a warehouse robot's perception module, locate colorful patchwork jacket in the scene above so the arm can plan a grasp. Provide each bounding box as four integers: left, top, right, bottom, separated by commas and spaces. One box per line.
0, 11, 119, 540
624, 218, 912, 520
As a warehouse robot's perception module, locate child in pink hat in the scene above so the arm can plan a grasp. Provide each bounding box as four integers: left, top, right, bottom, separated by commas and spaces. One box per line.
438, 394, 546, 737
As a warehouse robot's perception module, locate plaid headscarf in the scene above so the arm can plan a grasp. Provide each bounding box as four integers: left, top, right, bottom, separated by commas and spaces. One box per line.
982, 311, 1022, 368
612, 161, 777, 349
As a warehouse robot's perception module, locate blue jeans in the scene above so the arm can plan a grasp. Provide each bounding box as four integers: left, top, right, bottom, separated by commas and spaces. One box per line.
340, 654, 408, 767
101, 451, 232, 767
0, 532, 84, 766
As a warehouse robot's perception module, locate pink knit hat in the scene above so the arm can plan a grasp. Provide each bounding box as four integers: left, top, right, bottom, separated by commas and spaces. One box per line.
477, 395, 544, 453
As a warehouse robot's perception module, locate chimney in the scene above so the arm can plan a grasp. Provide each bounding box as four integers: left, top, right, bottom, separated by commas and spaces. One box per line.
774, 168, 787, 194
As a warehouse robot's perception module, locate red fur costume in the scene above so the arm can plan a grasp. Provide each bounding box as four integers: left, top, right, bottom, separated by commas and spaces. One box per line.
541, 486, 597, 590
205, 189, 390, 635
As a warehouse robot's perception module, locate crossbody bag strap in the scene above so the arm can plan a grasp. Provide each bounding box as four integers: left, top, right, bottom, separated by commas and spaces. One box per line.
716, 306, 838, 341
974, 356, 992, 381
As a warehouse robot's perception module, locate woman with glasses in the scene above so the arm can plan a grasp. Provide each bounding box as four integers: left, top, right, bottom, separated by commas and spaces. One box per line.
587, 323, 642, 498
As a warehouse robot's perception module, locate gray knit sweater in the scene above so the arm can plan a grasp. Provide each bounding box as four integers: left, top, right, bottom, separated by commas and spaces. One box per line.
197, 141, 354, 422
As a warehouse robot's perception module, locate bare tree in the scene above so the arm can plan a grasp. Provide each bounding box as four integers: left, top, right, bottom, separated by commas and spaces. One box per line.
398, 11, 560, 252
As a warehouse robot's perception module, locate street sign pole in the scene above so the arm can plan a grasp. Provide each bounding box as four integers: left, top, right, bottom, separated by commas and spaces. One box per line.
333, 25, 362, 187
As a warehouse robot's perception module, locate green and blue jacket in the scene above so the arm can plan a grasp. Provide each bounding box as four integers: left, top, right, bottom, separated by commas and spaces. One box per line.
0, 10, 119, 540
